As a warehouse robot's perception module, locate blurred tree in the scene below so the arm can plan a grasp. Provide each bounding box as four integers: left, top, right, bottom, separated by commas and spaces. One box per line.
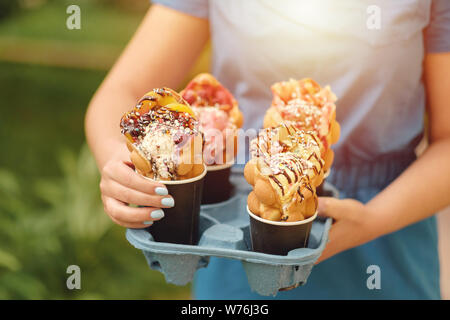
0, 0, 20, 20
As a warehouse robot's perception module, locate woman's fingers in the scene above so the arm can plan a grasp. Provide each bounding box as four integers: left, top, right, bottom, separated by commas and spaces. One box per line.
99, 159, 177, 227
317, 197, 340, 220
102, 159, 168, 195
100, 178, 174, 208
102, 195, 166, 225
109, 212, 153, 229
317, 197, 357, 220
109, 212, 154, 229
318, 197, 366, 221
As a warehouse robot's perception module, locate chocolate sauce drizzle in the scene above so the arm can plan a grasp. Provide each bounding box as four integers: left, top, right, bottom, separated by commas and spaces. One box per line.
251, 125, 324, 207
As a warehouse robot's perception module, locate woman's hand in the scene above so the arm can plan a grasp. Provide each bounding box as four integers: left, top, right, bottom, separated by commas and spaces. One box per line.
99, 157, 175, 228
315, 197, 380, 264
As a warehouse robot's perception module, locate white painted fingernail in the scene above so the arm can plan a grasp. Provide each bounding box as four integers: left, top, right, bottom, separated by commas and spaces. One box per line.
155, 187, 168, 196
161, 197, 174, 207
143, 221, 153, 225
150, 209, 164, 219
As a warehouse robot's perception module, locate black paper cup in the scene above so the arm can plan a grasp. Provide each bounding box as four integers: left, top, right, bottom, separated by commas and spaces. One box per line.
201, 163, 234, 205
247, 206, 318, 255
141, 165, 206, 245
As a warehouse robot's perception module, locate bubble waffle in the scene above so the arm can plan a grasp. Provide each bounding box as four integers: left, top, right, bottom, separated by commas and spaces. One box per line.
263, 78, 340, 173
244, 124, 324, 222
181, 73, 243, 164
120, 88, 204, 180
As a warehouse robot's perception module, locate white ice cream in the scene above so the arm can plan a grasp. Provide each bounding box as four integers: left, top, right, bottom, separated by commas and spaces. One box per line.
139, 127, 176, 180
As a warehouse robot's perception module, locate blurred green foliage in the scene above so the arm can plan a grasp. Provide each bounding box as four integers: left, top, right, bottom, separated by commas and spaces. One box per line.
0, 0, 192, 299
0, 1, 20, 20
0, 0, 144, 45
0, 145, 191, 299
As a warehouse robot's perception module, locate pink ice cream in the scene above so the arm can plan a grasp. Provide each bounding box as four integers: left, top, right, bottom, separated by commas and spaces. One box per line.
193, 106, 236, 165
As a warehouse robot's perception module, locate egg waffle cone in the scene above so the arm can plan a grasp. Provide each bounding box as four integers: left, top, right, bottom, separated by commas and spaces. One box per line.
244, 124, 324, 222
181, 73, 243, 163
121, 88, 204, 181
181, 73, 243, 128
263, 78, 340, 172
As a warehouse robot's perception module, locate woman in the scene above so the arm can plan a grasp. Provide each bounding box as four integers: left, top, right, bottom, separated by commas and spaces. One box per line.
85, 0, 450, 299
